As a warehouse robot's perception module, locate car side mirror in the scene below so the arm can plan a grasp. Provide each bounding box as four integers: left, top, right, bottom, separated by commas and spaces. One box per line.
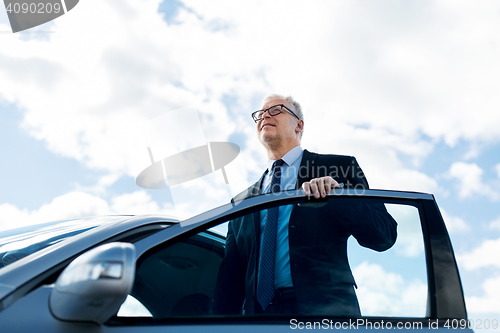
49, 242, 136, 324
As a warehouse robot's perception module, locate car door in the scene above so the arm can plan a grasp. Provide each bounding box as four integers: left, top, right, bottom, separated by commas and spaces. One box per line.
107, 190, 469, 331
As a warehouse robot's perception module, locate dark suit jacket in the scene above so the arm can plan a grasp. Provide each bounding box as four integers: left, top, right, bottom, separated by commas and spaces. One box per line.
214, 150, 397, 315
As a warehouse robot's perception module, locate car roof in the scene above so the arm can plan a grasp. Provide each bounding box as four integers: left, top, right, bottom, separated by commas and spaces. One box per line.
0, 214, 180, 304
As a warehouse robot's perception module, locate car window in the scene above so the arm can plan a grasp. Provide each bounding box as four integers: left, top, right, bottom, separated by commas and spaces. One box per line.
117, 196, 427, 319
125, 228, 225, 318
348, 204, 427, 317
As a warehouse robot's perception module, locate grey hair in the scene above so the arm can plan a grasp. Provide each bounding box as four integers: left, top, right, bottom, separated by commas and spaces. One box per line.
262, 93, 304, 137
262, 94, 303, 120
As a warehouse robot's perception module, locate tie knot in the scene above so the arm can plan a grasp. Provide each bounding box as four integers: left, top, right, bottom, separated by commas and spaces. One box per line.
272, 159, 285, 170
269, 159, 285, 193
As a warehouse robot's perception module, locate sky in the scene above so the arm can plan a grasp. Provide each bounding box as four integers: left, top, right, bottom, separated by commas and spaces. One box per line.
0, 0, 499, 327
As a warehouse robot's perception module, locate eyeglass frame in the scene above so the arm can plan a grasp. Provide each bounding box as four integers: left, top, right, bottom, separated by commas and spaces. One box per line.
251, 104, 301, 123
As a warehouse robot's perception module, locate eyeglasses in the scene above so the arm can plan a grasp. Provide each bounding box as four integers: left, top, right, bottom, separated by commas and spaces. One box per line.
251, 104, 300, 123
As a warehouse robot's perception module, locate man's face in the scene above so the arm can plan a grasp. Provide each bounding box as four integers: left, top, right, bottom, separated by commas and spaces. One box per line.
256, 98, 301, 147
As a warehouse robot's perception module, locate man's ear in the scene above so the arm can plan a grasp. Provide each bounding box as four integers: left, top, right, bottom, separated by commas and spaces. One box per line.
296, 120, 304, 133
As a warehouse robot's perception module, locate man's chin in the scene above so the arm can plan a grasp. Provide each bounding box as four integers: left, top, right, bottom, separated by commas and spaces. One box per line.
260, 133, 277, 143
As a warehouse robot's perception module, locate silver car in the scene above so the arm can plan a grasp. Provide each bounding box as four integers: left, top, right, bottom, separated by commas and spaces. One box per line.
0, 190, 475, 332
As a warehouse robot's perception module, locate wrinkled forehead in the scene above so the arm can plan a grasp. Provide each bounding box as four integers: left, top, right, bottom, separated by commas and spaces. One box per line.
261, 97, 291, 110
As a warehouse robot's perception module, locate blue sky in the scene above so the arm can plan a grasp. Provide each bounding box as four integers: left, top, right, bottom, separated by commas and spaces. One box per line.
1, 0, 500, 327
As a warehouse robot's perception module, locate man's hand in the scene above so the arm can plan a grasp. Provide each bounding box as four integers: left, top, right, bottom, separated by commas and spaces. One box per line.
301, 176, 340, 198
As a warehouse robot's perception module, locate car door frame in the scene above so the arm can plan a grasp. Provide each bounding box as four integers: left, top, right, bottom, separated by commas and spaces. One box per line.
123, 189, 467, 325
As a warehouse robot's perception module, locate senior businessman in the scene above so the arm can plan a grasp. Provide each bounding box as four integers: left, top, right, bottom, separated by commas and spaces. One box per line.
214, 94, 397, 316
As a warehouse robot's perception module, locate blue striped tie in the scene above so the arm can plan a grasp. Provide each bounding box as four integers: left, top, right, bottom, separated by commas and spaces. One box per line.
257, 159, 285, 310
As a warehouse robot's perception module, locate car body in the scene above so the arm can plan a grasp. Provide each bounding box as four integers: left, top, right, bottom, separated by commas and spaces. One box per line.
0, 189, 474, 332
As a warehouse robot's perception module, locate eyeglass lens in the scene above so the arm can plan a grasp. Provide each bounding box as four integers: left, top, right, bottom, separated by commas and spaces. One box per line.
255, 105, 282, 120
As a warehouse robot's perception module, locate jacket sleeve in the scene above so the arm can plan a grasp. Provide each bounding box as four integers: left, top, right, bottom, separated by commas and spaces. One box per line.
334, 201, 398, 252
346, 156, 369, 189
346, 158, 397, 251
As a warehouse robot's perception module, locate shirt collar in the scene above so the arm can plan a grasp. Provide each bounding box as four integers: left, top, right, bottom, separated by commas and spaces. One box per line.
266, 145, 303, 171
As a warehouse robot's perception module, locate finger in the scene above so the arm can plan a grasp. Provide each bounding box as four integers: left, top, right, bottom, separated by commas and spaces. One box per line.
318, 178, 328, 198
324, 177, 333, 195
323, 177, 339, 196
301, 182, 311, 196
329, 177, 340, 189
309, 179, 320, 198
310, 178, 325, 198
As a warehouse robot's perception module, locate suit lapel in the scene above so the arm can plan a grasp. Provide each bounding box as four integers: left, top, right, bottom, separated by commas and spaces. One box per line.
295, 149, 318, 190
239, 169, 267, 200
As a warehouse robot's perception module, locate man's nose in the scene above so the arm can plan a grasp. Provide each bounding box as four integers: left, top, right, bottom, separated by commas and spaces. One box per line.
262, 110, 272, 118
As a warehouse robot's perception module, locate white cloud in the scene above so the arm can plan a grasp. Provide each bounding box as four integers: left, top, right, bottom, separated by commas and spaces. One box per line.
496, 163, 500, 179
3, 0, 500, 238
447, 162, 500, 200
457, 237, 500, 270
1, 1, 225, 178
111, 191, 163, 215
384, 203, 425, 257
490, 217, 500, 231
455, 222, 500, 322
0, 184, 239, 232
1, 0, 500, 187
353, 262, 427, 317
447, 162, 483, 198
167, 171, 234, 218
440, 209, 469, 233
73, 173, 122, 196
466, 275, 500, 314
0, 190, 180, 231
0, 5, 8, 26
302, 124, 440, 193
0, 192, 109, 230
